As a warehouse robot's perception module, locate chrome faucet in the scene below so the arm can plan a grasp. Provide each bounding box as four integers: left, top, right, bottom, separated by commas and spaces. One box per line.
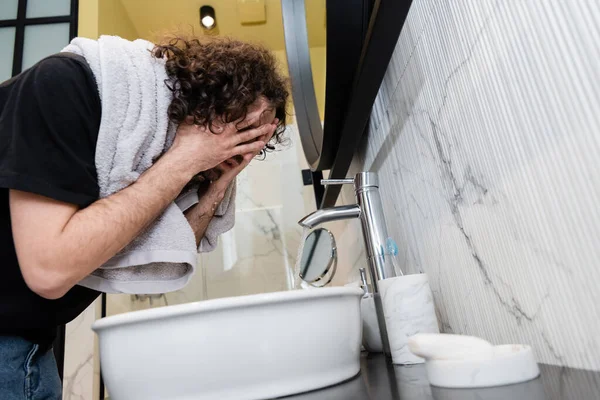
298, 171, 395, 357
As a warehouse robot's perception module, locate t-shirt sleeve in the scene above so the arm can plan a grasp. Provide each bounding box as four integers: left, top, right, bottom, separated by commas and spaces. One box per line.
0, 55, 101, 207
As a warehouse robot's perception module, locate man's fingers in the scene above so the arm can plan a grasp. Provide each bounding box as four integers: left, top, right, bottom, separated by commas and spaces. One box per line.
237, 152, 255, 170
218, 158, 240, 171
217, 153, 251, 183
231, 140, 265, 156
266, 122, 278, 141
233, 125, 271, 146
234, 112, 262, 132
256, 123, 278, 145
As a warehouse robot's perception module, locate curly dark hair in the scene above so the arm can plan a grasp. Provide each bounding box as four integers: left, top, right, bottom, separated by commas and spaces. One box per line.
152, 36, 289, 152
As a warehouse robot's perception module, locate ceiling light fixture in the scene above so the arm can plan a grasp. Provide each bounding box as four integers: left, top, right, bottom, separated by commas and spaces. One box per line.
200, 6, 216, 30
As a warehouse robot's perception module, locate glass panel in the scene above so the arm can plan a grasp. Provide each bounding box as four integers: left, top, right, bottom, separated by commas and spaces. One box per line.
26, 0, 71, 18
0, 0, 18, 20
22, 23, 69, 70
0, 27, 16, 82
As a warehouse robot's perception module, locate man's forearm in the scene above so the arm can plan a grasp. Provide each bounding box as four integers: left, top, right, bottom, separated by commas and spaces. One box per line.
184, 203, 217, 247
67, 152, 194, 263
184, 178, 230, 247
11, 151, 195, 298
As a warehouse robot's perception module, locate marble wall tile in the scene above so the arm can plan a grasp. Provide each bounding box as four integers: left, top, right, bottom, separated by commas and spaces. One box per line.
199, 123, 315, 298
331, 0, 600, 370
63, 299, 99, 400
201, 207, 294, 298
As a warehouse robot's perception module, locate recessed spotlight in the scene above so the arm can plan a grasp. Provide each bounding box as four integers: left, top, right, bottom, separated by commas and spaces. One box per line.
200, 6, 216, 30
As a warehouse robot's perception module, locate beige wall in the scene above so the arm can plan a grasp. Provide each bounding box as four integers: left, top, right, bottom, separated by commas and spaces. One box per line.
78, 0, 99, 39
78, 0, 139, 40
98, 0, 139, 40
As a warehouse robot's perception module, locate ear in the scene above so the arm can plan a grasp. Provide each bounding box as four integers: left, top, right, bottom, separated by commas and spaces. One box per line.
209, 119, 227, 134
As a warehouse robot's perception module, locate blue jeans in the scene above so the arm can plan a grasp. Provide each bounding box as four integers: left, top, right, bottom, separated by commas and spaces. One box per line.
0, 336, 62, 400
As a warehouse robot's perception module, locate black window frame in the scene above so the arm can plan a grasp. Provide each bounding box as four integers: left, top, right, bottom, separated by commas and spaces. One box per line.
0, 0, 79, 77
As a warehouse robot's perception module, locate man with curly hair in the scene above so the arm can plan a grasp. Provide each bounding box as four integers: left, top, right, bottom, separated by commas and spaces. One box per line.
0, 36, 288, 399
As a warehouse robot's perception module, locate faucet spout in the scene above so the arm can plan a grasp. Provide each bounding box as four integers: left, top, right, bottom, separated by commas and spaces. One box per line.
298, 205, 361, 228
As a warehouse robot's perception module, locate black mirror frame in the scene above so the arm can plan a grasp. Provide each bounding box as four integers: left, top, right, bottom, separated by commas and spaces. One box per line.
283, 0, 414, 208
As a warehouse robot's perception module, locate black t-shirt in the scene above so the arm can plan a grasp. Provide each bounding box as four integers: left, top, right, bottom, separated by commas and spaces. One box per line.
0, 53, 101, 347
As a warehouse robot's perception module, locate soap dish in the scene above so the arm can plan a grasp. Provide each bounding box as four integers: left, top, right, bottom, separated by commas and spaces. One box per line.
425, 344, 540, 388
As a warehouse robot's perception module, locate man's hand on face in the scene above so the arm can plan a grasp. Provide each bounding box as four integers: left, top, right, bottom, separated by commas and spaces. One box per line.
234, 98, 277, 147
185, 95, 279, 191
193, 116, 279, 206
170, 96, 277, 179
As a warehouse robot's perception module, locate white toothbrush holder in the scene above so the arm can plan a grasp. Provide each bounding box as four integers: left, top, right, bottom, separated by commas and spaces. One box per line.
379, 274, 439, 364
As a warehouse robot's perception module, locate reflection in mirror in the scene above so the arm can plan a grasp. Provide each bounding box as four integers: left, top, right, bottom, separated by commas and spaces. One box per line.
299, 228, 336, 287
304, 0, 326, 122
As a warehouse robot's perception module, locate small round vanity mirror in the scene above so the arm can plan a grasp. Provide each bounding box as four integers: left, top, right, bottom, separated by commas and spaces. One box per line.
299, 228, 337, 287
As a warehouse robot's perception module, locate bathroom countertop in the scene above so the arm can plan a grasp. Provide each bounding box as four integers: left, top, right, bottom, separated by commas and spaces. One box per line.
282, 352, 600, 400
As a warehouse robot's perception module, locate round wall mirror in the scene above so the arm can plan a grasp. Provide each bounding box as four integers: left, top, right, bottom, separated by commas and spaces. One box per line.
299, 228, 337, 287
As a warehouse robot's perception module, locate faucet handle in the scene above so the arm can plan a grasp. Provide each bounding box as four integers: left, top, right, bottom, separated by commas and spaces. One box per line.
320, 178, 354, 186
359, 268, 371, 295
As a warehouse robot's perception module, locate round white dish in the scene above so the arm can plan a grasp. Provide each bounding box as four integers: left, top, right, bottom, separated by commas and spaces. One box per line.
425, 344, 540, 388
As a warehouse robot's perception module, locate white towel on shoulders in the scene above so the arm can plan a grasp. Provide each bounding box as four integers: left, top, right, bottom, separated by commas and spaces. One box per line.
62, 36, 235, 294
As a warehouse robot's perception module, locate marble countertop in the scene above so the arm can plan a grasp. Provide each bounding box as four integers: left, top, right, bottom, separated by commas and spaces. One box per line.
282, 353, 600, 400
104, 353, 600, 400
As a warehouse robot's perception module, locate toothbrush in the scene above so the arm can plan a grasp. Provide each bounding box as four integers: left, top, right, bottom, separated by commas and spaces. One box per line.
385, 237, 403, 276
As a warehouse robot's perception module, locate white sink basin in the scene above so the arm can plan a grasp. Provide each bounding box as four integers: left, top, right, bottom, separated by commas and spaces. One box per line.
93, 287, 363, 400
